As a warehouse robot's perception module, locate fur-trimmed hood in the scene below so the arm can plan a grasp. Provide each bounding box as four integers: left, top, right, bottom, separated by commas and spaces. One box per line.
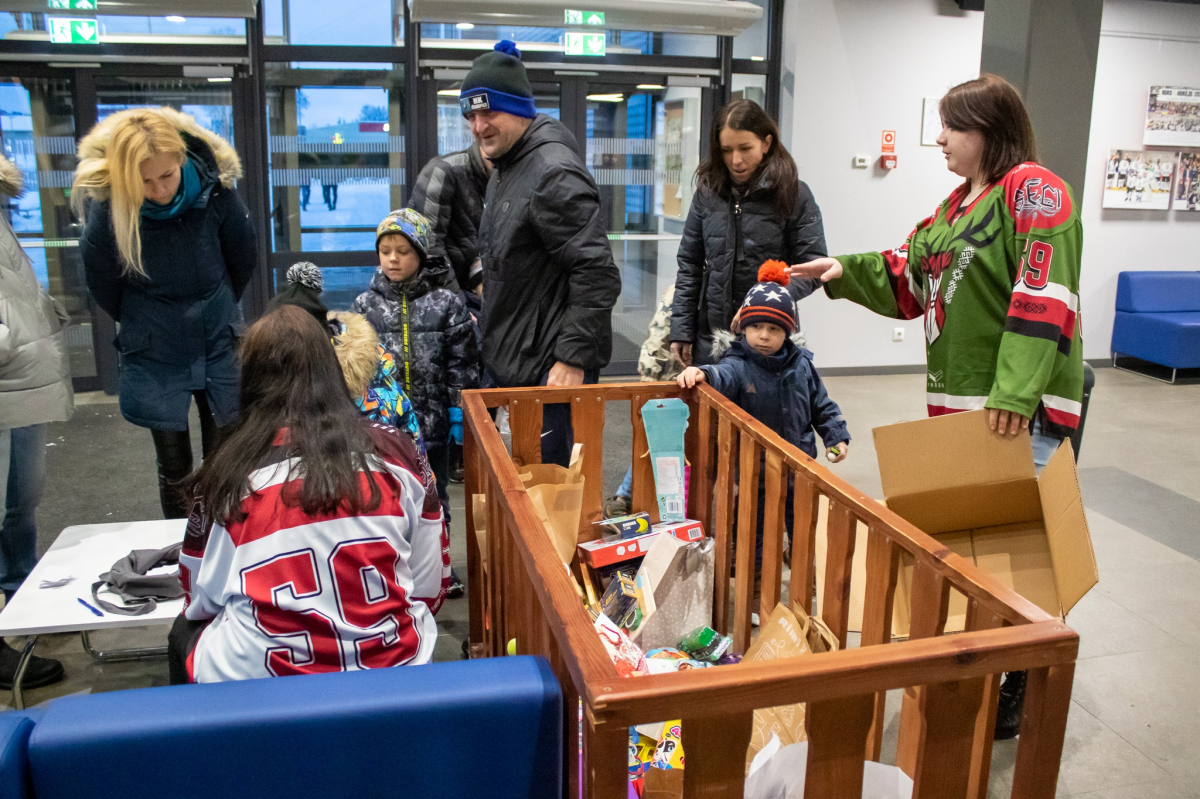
710, 328, 806, 361
74, 106, 242, 204
329, 311, 381, 398
0, 155, 24, 199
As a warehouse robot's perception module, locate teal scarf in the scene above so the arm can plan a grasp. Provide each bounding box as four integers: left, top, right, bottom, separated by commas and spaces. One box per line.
140, 153, 203, 220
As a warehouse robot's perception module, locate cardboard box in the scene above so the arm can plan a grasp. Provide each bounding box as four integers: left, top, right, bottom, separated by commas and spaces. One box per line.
577, 521, 705, 569
871, 410, 1097, 635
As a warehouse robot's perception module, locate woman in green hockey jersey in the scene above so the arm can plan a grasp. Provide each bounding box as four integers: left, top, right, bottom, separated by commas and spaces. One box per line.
791, 74, 1083, 469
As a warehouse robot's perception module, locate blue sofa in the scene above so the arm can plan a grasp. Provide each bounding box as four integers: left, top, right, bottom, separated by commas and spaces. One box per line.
0, 655, 561, 799
1111, 270, 1200, 380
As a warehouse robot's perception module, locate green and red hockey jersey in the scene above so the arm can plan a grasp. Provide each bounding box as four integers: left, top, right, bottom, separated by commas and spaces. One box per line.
827, 162, 1084, 436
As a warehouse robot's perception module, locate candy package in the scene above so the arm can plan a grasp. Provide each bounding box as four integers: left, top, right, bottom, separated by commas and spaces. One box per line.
629, 728, 656, 778
596, 512, 653, 540
599, 567, 641, 630
652, 722, 685, 770
595, 612, 648, 677
677, 626, 733, 663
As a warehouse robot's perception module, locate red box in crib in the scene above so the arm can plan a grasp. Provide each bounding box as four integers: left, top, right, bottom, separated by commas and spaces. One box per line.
577, 520, 705, 568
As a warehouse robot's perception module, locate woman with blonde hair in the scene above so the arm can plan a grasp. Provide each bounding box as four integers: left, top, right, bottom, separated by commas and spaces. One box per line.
74, 107, 257, 518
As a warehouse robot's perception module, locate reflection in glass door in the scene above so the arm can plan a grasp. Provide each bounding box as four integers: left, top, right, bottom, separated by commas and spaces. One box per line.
585, 83, 703, 371
93, 77, 235, 143
0, 76, 96, 385
266, 65, 407, 255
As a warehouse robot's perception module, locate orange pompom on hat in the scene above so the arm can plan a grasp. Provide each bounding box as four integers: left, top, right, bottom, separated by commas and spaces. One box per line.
734, 260, 797, 334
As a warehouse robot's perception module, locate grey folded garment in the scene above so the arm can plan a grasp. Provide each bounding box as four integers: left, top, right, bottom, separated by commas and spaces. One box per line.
91, 543, 184, 616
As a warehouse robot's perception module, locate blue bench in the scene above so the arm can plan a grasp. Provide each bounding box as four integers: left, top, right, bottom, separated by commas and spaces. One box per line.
0, 655, 561, 799
1111, 270, 1200, 382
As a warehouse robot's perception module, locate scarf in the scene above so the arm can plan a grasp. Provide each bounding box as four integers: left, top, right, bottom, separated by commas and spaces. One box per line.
140, 152, 203, 221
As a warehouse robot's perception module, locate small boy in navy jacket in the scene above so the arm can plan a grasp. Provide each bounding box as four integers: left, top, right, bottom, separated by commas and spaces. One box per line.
677, 262, 850, 609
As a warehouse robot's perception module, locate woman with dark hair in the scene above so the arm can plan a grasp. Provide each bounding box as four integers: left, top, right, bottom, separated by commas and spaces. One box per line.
792, 74, 1084, 740
168, 305, 450, 684
670, 99, 827, 366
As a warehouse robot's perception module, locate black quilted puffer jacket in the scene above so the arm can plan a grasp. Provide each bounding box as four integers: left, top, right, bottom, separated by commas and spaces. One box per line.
352, 256, 480, 445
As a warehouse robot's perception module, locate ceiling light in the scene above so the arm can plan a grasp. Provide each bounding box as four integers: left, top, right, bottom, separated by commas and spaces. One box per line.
636, 84, 664, 90
455, 22, 475, 29
587, 93, 624, 103
750, 55, 764, 61
207, 77, 232, 82
165, 15, 186, 23
438, 88, 461, 96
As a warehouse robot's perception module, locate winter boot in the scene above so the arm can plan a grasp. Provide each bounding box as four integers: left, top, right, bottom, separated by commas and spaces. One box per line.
0, 639, 64, 691
994, 670, 1027, 740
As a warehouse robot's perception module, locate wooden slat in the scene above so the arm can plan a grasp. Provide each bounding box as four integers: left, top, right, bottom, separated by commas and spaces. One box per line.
587, 621, 1078, 727
509, 397, 543, 467
732, 434, 761, 654
821, 500, 857, 648
1011, 663, 1076, 799
896, 559, 954, 777
861, 526, 900, 761
760, 452, 787, 620
485, 475, 505, 657
964, 601, 1005, 799
712, 416, 738, 635
582, 712, 628, 799
804, 693, 876, 799
630, 393, 659, 523
571, 393, 607, 541
681, 711, 753, 798
689, 398, 717, 536
790, 477, 820, 615
560, 655, 582, 799
910, 676, 989, 799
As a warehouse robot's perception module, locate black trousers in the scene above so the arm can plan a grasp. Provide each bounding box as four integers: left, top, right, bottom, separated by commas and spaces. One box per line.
150, 392, 233, 519
426, 443, 451, 526
167, 614, 208, 685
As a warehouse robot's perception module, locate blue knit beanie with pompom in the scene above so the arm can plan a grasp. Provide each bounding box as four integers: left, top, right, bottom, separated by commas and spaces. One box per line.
459, 40, 536, 119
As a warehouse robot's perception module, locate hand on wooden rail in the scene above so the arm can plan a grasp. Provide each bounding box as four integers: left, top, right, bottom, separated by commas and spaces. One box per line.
677, 366, 707, 389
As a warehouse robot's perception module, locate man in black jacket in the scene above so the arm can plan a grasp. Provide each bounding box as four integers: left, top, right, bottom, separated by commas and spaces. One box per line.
462, 40, 621, 467
407, 141, 489, 297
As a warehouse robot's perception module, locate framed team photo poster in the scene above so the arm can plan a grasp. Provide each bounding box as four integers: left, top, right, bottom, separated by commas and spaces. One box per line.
1174, 151, 1200, 211
1103, 150, 1175, 210
1144, 86, 1200, 147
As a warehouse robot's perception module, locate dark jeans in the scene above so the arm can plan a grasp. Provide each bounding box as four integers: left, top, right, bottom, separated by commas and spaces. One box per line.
538, 368, 600, 468
168, 614, 208, 685
150, 392, 232, 519
426, 443, 451, 526
0, 425, 45, 595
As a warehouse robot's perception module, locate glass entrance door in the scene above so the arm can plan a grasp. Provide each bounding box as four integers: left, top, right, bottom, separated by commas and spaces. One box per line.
584, 81, 704, 373
0, 75, 95, 387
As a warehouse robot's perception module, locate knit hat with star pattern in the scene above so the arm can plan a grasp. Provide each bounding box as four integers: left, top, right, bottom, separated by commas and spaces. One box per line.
736, 260, 796, 334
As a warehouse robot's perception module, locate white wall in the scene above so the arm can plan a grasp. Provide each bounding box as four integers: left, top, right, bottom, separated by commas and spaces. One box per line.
780, 0, 985, 369
781, 0, 1200, 369
1079, 0, 1200, 360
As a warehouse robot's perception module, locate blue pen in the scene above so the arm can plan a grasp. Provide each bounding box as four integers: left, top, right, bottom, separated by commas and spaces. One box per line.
78, 598, 103, 617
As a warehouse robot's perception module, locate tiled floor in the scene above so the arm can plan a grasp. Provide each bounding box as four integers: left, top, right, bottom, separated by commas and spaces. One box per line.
5, 366, 1199, 798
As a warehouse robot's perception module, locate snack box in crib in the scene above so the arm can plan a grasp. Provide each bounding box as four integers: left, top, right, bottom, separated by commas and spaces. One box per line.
578, 520, 704, 568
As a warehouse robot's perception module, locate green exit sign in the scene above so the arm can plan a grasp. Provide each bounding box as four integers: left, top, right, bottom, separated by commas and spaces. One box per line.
564, 31, 605, 56
48, 16, 99, 44
564, 9, 604, 25
47, 0, 96, 9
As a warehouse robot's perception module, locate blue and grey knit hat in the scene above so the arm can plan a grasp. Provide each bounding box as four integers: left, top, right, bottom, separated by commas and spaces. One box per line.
459, 40, 536, 119
376, 207, 431, 256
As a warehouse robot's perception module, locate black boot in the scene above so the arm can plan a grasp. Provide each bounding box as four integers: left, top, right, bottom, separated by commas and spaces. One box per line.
0, 639, 64, 691
994, 670, 1027, 740
446, 568, 465, 599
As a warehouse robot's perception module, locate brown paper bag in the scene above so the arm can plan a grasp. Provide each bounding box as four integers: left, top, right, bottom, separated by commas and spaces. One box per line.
518, 446, 585, 565
642, 767, 684, 799
741, 600, 838, 761
471, 493, 488, 575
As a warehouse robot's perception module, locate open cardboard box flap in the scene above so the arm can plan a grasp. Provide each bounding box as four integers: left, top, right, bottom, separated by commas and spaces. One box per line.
866, 410, 1097, 634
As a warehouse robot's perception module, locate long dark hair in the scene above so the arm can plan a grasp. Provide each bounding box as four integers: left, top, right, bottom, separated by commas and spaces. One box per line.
189, 305, 381, 525
939, 74, 1038, 183
696, 99, 799, 219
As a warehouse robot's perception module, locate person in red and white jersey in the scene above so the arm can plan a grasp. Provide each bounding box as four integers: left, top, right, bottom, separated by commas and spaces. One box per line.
167, 305, 451, 684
